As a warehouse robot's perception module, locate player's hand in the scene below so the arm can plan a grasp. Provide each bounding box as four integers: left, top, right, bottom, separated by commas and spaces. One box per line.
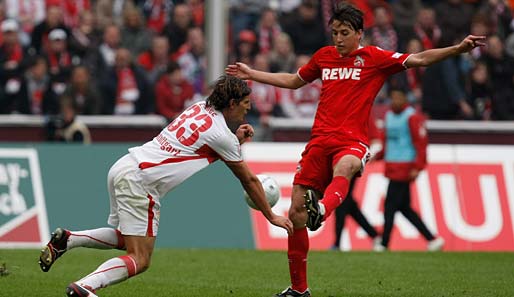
458, 35, 486, 53
225, 62, 252, 80
236, 124, 254, 144
269, 214, 294, 235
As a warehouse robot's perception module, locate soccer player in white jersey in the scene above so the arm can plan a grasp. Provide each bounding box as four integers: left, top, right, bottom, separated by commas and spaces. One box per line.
38, 75, 294, 297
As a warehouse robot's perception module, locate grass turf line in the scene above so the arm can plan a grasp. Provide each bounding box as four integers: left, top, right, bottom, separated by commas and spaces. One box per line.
0, 249, 513, 297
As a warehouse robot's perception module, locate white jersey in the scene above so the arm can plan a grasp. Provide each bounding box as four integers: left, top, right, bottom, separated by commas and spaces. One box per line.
128, 102, 243, 198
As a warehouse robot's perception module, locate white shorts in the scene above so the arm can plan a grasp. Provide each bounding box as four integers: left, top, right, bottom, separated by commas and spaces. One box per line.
107, 154, 161, 237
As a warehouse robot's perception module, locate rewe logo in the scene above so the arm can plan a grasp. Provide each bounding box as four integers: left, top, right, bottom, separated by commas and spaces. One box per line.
0, 148, 49, 248
322, 67, 361, 81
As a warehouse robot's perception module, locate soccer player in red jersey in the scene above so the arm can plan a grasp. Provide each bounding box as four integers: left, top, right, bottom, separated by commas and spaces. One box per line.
226, 3, 485, 296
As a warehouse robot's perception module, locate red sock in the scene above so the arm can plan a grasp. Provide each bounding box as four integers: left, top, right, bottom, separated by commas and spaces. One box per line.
322, 176, 350, 219
288, 227, 309, 292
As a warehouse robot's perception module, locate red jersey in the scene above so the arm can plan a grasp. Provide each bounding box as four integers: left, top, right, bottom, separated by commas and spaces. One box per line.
298, 45, 410, 145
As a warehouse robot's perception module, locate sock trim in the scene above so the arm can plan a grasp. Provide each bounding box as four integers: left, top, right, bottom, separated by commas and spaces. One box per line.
119, 255, 137, 277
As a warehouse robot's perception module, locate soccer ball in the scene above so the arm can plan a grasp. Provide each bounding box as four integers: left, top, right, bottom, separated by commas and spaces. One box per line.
244, 174, 280, 210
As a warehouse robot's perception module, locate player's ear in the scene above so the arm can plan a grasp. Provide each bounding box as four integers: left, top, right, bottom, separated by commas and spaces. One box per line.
229, 98, 237, 108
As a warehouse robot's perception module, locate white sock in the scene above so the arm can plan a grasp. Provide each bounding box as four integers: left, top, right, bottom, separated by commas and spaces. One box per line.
67, 228, 124, 250
78, 255, 137, 291
319, 202, 326, 216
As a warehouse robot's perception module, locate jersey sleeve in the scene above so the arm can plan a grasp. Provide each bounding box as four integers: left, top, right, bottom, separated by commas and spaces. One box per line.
371, 46, 411, 76
209, 132, 243, 162
297, 50, 321, 83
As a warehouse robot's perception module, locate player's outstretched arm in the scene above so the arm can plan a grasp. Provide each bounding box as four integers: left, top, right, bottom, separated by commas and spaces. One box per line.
226, 62, 306, 89
405, 35, 486, 68
226, 161, 294, 235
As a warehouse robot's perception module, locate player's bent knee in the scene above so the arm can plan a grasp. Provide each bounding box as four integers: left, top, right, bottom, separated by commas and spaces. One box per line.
128, 253, 152, 274
288, 207, 307, 227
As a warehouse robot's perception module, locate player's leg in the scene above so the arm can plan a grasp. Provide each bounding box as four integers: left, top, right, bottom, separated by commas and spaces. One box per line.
380, 181, 403, 249
39, 158, 129, 273
347, 197, 379, 239
276, 184, 312, 297
39, 227, 125, 272
66, 236, 155, 296
397, 181, 435, 241
323, 154, 362, 216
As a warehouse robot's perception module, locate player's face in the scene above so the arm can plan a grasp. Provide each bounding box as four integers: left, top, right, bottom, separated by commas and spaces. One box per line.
331, 20, 362, 56
230, 96, 251, 123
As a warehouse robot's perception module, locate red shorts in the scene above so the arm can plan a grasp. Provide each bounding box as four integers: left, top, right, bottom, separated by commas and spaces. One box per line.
293, 136, 370, 193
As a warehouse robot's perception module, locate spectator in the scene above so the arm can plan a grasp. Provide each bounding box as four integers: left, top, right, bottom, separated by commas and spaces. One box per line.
99, 48, 154, 115
482, 35, 514, 120
163, 3, 194, 54
468, 60, 492, 120
390, 0, 422, 39
421, 37, 474, 120
229, 29, 258, 66
346, 0, 390, 29
478, 0, 513, 40
435, 0, 474, 43
85, 24, 120, 79
46, 96, 92, 144
68, 10, 103, 60
48, 0, 91, 28
188, 0, 205, 27
120, 7, 153, 57
413, 7, 441, 50
137, 35, 172, 84
229, 0, 267, 47
3, 0, 45, 46
279, 55, 320, 119
176, 27, 207, 95
140, 0, 173, 33
95, 0, 136, 30
268, 32, 296, 73
282, 0, 327, 55
30, 4, 71, 55
365, 6, 399, 51
43, 28, 76, 85
0, 19, 31, 113
62, 65, 102, 115
468, 15, 491, 60
154, 61, 194, 121
256, 8, 282, 54
14, 56, 58, 115
246, 54, 283, 140
373, 87, 445, 252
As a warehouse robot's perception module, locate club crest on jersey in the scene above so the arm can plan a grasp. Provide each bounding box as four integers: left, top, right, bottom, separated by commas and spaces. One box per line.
354, 55, 364, 67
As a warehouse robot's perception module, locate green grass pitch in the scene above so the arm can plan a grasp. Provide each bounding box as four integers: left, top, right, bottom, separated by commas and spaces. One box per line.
1, 249, 513, 296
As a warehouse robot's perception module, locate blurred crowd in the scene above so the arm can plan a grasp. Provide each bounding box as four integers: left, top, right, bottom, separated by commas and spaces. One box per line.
1, 0, 514, 138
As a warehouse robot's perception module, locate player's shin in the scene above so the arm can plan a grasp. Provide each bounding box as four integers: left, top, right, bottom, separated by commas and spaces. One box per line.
67, 228, 125, 250
321, 176, 350, 219
288, 227, 309, 292
75, 255, 137, 291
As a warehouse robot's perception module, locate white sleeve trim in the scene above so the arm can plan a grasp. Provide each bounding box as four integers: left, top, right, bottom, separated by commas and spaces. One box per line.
296, 70, 307, 83
402, 54, 414, 69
